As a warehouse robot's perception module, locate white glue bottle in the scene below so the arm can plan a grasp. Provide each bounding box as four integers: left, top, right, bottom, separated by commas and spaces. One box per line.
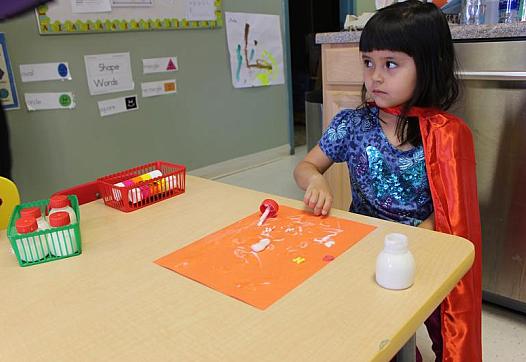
20, 207, 50, 231
15, 217, 49, 262
48, 195, 77, 224
48, 211, 78, 256
375, 233, 415, 290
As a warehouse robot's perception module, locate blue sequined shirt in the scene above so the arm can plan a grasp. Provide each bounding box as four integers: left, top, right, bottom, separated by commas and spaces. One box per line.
319, 107, 433, 226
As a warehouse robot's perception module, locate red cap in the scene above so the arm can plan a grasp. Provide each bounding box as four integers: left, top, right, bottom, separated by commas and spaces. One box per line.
260, 199, 279, 216
16, 217, 38, 234
49, 211, 71, 227
49, 195, 71, 209
20, 207, 42, 219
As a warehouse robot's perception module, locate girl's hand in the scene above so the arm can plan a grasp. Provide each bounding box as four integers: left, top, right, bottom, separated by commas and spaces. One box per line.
304, 174, 333, 216
293, 145, 335, 216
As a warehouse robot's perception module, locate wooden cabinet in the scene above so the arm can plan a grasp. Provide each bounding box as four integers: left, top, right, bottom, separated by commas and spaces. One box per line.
321, 42, 362, 211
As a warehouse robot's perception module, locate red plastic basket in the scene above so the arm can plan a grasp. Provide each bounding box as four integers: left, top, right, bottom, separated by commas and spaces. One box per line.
97, 161, 186, 212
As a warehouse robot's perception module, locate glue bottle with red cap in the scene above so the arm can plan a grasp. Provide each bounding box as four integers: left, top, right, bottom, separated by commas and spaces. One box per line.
15, 216, 49, 262
20, 206, 50, 231
48, 195, 77, 224
48, 211, 78, 256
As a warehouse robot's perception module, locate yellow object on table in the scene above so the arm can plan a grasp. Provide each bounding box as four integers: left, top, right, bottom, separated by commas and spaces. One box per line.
0, 176, 20, 230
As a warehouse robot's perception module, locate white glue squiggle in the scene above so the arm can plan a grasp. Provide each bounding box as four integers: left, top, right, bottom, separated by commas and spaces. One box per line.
260, 227, 275, 238
234, 247, 251, 260
250, 251, 263, 267
288, 216, 317, 228
251, 238, 271, 252
313, 227, 344, 248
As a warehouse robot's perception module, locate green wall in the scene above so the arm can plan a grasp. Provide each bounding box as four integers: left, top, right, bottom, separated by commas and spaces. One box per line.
0, 0, 289, 201
355, 0, 376, 15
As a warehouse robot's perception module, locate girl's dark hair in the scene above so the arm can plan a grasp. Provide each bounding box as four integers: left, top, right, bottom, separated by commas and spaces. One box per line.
359, 0, 459, 147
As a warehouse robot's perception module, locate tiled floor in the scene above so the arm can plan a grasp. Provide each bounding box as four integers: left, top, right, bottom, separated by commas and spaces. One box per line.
217, 145, 526, 361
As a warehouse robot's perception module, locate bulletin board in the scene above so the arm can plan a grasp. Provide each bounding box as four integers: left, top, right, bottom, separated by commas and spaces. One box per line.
36, 0, 223, 34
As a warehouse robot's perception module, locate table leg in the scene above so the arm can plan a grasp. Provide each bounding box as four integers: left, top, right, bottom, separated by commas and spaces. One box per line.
395, 334, 416, 362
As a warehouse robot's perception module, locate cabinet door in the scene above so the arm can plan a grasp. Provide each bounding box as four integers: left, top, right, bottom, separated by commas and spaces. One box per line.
323, 46, 363, 85
322, 90, 362, 211
323, 90, 362, 128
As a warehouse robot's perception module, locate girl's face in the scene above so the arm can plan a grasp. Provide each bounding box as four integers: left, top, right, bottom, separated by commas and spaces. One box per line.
361, 50, 417, 109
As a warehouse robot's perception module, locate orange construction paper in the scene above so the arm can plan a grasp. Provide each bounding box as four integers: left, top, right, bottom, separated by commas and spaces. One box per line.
155, 206, 376, 309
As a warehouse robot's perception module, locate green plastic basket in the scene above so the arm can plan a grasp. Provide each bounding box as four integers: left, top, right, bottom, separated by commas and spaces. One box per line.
7, 195, 82, 267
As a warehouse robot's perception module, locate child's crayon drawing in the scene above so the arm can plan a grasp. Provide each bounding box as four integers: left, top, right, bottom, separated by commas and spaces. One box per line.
225, 12, 285, 88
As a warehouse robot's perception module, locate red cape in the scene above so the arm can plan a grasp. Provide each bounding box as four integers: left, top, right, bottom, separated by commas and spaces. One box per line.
384, 106, 482, 361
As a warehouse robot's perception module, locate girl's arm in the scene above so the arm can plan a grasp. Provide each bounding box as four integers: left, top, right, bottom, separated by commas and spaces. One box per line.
294, 145, 335, 216
418, 212, 435, 230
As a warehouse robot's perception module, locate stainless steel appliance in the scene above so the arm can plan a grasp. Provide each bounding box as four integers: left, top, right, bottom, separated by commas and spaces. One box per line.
453, 39, 526, 313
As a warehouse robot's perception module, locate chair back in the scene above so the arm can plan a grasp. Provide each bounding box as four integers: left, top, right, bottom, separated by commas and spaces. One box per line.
0, 177, 20, 230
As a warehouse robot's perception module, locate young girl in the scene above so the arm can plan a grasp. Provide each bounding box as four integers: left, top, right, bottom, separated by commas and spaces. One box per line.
294, 1, 481, 361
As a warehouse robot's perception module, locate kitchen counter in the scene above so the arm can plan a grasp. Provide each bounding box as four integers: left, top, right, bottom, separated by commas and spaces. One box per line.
316, 22, 526, 44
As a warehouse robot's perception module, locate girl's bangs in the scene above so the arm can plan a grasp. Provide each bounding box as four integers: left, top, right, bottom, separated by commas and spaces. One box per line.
359, 18, 413, 55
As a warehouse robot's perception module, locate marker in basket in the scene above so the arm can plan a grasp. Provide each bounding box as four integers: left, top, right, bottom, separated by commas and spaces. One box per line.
257, 199, 279, 226
113, 170, 162, 202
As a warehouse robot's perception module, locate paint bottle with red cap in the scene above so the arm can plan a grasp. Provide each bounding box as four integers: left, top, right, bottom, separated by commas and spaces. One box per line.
48, 195, 77, 224
15, 217, 49, 262
48, 211, 78, 256
20, 206, 50, 231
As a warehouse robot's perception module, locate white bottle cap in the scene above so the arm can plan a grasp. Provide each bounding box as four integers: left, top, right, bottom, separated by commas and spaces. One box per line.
384, 233, 408, 254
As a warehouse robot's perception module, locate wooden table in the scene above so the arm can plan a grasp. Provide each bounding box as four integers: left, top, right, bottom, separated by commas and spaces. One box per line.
0, 176, 474, 361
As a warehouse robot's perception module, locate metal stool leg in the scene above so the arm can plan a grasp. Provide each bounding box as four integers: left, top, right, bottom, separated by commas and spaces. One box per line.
396, 334, 416, 362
